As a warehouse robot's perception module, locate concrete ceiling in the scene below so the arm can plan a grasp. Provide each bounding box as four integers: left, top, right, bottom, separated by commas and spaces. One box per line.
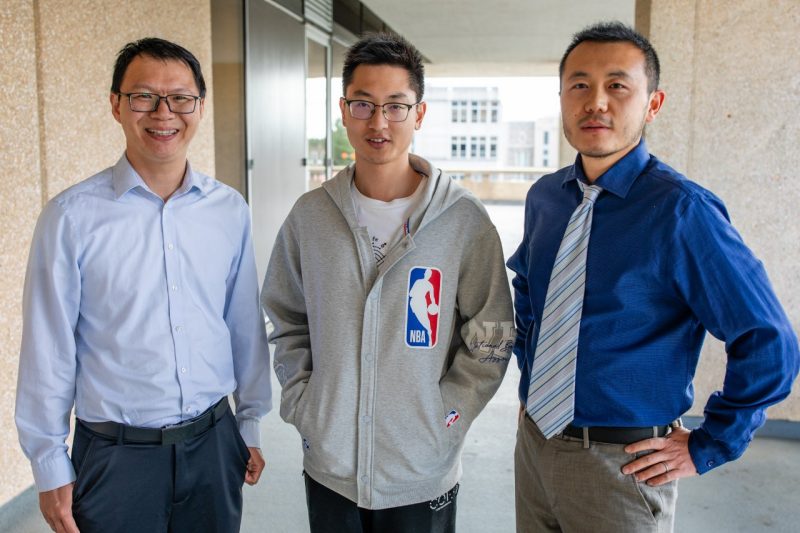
361, 0, 635, 76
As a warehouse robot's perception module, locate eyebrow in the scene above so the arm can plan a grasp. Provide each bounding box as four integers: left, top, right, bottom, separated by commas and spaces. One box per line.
350, 89, 413, 101
567, 70, 633, 81
127, 84, 196, 94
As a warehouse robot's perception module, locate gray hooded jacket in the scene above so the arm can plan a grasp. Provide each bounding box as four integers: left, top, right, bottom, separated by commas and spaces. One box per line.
262, 154, 514, 509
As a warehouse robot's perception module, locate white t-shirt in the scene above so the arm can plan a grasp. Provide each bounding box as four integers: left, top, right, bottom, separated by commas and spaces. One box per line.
351, 177, 428, 267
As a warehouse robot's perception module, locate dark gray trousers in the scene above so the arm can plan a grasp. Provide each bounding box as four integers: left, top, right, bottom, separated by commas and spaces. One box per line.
71, 408, 249, 533
304, 473, 458, 533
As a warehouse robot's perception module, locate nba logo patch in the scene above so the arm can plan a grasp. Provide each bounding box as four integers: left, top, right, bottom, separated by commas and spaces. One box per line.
405, 266, 442, 348
445, 410, 460, 428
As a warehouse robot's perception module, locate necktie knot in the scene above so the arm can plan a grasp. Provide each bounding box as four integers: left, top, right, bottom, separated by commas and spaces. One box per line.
579, 182, 603, 204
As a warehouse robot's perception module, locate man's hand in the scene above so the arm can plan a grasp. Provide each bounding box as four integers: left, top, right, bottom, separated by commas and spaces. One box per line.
245, 447, 266, 485
622, 426, 698, 486
39, 483, 80, 533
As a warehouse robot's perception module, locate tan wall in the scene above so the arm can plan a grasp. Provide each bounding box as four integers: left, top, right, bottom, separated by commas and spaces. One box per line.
0, 0, 214, 505
641, 0, 800, 420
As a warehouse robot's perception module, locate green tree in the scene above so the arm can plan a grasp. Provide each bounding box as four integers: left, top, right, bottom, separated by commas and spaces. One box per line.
332, 119, 355, 166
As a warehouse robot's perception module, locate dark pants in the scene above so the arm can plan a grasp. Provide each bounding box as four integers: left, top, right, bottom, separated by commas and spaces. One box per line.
71, 408, 249, 533
304, 473, 458, 533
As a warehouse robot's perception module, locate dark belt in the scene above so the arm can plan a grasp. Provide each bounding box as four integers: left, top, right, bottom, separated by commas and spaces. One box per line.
78, 397, 229, 445
561, 423, 671, 445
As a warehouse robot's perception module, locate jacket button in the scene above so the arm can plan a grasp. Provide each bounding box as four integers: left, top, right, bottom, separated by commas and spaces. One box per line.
707, 460, 715, 467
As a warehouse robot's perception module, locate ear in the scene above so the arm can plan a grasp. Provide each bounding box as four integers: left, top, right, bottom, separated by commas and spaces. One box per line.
645, 89, 665, 123
413, 101, 427, 130
198, 97, 205, 119
339, 97, 347, 127
110, 92, 122, 124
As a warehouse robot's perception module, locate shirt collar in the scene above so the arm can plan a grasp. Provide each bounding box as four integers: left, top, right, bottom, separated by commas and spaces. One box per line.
111, 154, 211, 200
562, 140, 651, 198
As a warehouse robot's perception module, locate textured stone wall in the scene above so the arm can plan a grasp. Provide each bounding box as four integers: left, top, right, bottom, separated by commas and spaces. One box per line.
0, 0, 45, 507
0, 0, 214, 505
642, 0, 800, 420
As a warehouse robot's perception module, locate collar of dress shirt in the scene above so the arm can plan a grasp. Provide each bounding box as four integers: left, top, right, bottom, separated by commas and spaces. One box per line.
111, 153, 213, 200
561, 140, 651, 199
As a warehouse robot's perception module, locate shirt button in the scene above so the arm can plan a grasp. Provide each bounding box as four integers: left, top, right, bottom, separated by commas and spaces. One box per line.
362, 415, 371, 423
167, 243, 174, 250
174, 325, 182, 332
181, 367, 187, 373
171, 285, 178, 291
185, 407, 192, 413
360, 475, 369, 484
364, 354, 372, 362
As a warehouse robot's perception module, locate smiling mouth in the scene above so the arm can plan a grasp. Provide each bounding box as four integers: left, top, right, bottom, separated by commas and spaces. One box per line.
146, 128, 179, 137
367, 138, 388, 143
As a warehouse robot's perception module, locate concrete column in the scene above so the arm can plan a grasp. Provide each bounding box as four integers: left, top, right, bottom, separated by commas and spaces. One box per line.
0, 0, 44, 504
639, 0, 800, 421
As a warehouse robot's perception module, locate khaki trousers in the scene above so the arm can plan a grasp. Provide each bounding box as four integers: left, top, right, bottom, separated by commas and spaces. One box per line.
515, 413, 677, 533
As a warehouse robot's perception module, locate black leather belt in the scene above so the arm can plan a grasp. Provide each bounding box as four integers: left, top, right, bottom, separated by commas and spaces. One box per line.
78, 397, 229, 445
561, 423, 671, 445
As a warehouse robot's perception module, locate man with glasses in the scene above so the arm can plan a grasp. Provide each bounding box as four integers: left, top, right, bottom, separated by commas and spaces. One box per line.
16, 37, 271, 533
262, 33, 514, 532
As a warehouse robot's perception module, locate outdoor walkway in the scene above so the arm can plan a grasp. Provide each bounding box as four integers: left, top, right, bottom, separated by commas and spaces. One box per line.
2, 204, 798, 532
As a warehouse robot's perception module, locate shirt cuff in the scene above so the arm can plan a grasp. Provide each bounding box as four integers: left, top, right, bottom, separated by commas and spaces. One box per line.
236, 417, 261, 448
32, 452, 76, 492
687, 427, 737, 475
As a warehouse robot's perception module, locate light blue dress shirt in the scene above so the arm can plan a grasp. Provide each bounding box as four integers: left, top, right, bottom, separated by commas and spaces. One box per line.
15, 155, 272, 492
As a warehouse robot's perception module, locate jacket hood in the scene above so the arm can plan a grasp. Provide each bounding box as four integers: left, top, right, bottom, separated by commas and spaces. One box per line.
322, 154, 470, 236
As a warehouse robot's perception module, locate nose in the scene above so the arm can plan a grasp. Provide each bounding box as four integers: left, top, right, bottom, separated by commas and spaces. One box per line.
367, 105, 389, 129
152, 96, 174, 117
584, 87, 608, 114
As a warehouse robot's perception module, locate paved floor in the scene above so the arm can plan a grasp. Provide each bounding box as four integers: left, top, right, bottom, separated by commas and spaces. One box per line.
3, 204, 799, 532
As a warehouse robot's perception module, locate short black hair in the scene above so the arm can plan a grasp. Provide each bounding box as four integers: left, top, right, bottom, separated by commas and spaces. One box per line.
111, 37, 206, 97
559, 21, 660, 93
342, 32, 425, 101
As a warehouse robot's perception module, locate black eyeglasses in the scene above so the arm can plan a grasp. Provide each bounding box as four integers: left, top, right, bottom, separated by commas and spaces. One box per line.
117, 92, 201, 114
344, 99, 419, 122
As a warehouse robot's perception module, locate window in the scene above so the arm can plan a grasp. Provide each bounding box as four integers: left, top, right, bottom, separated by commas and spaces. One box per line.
450, 135, 497, 160
490, 101, 499, 122
543, 130, 550, 144
470, 100, 479, 122
451, 136, 468, 158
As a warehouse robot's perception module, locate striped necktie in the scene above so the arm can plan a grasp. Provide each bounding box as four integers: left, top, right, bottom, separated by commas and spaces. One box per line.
526, 181, 602, 438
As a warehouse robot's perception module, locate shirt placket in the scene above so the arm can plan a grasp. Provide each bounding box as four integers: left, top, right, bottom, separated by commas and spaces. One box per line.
162, 199, 194, 419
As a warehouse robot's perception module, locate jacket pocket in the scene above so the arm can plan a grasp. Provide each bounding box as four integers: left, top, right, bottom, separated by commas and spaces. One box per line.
373, 379, 450, 482
293, 377, 358, 480
439, 384, 471, 450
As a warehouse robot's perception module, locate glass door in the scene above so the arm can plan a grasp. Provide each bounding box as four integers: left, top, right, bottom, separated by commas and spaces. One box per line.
305, 29, 331, 190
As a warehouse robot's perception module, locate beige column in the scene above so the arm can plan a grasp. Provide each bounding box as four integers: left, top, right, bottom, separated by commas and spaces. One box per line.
0, 0, 45, 504
0, 0, 215, 505
639, 0, 800, 420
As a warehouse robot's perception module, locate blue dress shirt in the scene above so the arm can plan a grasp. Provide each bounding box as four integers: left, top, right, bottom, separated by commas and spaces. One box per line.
15, 155, 272, 491
507, 140, 799, 474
